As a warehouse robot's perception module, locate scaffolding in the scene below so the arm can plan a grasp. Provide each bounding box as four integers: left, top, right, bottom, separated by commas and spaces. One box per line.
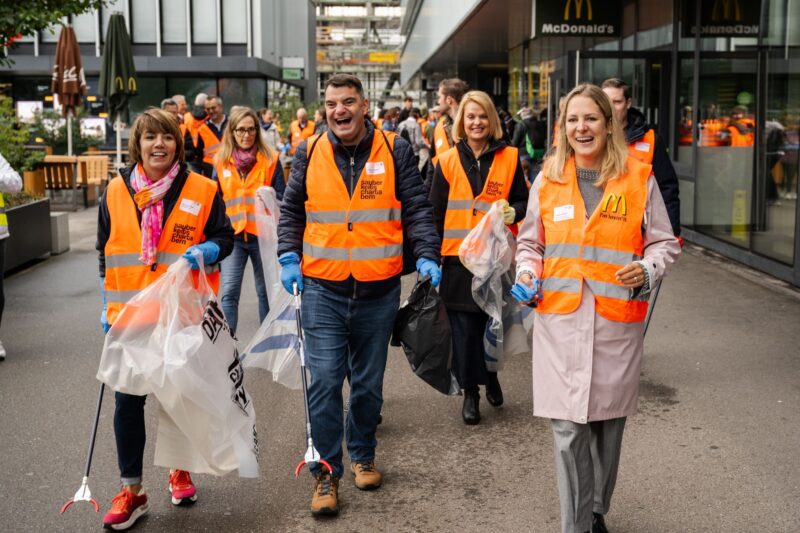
315, 0, 409, 109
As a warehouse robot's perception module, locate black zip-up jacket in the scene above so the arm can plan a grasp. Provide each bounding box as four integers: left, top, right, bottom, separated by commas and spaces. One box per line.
96, 163, 234, 277
429, 139, 529, 312
625, 107, 681, 236
277, 119, 441, 300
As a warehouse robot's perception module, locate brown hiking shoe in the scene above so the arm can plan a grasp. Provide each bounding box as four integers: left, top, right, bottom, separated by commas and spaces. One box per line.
351, 460, 382, 490
310, 471, 339, 516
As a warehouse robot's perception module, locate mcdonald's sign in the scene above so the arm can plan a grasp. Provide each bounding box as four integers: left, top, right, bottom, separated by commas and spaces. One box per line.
600, 193, 627, 218
681, 0, 761, 37
533, 0, 620, 38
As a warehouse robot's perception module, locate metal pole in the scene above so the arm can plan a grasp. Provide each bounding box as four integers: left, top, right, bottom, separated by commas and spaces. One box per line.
115, 113, 122, 171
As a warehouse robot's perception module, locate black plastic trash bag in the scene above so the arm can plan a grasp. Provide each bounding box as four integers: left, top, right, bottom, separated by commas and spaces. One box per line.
391, 277, 459, 395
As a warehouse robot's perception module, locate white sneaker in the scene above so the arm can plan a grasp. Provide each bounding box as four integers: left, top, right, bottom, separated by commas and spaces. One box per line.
0, 340, 5, 360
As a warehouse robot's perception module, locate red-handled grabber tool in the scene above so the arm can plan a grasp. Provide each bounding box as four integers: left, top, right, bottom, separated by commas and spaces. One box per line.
291, 282, 332, 477
60, 383, 105, 513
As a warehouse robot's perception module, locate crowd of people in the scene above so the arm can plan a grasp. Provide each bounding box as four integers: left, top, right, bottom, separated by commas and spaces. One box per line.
93, 72, 681, 533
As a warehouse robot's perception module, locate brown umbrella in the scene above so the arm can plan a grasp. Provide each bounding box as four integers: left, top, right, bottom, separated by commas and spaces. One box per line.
51, 25, 87, 155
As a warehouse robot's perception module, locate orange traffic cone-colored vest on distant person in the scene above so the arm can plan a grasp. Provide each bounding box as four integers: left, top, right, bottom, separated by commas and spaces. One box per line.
215, 152, 279, 236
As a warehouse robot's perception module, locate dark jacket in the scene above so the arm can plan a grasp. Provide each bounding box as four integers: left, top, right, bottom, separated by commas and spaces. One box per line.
185, 115, 228, 172
277, 119, 441, 300
511, 117, 547, 158
625, 107, 681, 236
430, 139, 529, 312
96, 163, 234, 277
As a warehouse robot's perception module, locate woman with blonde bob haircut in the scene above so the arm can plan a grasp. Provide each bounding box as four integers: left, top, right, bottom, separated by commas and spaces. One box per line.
429, 90, 529, 425
214, 106, 285, 335
511, 83, 681, 533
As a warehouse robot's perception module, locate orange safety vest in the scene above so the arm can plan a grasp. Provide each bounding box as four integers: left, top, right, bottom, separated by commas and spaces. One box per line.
439, 145, 518, 256
431, 117, 452, 165
700, 119, 725, 146
216, 152, 279, 236
627, 129, 656, 164
728, 120, 754, 147
376, 118, 384, 130
302, 132, 403, 281
183, 112, 206, 148
290, 120, 315, 156
103, 170, 221, 325
536, 156, 651, 323
197, 122, 222, 165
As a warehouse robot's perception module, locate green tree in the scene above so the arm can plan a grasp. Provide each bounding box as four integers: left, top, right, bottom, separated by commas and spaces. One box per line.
0, 95, 43, 172
1, 0, 107, 67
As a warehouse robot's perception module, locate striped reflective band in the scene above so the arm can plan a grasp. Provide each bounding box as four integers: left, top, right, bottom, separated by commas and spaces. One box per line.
585, 279, 630, 300
225, 196, 256, 208
473, 200, 492, 213
582, 246, 641, 266
228, 212, 257, 224
443, 228, 471, 240
303, 242, 402, 261
445, 199, 492, 214
542, 277, 581, 293
204, 142, 220, 155
106, 252, 184, 268
544, 243, 581, 259
105, 289, 140, 304
307, 208, 401, 224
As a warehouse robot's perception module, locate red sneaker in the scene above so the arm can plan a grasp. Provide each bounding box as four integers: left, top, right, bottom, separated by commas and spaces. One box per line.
168, 470, 197, 505
102, 487, 149, 530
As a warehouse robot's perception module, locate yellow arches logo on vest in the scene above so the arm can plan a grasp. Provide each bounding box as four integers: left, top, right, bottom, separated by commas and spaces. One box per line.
600, 193, 627, 218
564, 0, 592, 21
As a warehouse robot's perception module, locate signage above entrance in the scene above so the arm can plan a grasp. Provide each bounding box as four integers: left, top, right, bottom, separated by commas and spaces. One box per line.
681, 0, 761, 38
532, 0, 621, 39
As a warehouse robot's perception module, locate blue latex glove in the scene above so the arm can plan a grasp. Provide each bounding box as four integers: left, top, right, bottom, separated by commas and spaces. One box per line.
281, 144, 291, 156
279, 252, 303, 294
415, 257, 441, 288
182, 241, 220, 270
511, 278, 541, 305
100, 277, 110, 333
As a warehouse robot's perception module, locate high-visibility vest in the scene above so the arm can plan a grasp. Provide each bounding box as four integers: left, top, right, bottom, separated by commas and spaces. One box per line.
376, 118, 383, 130
197, 123, 222, 165
431, 117, 452, 165
290, 120, 315, 156
728, 120, 754, 147
700, 119, 725, 146
302, 132, 403, 282
627, 129, 656, 164
183, 112, 206, 148
439, 145, 518, 256
0, 194, 8, 240
103, 170, 221, 325
536, 156, 651, 323
216, 152, 278, 236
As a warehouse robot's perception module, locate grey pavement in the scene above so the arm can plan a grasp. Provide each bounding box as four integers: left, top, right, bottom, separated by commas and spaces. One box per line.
0, 206, 799, 532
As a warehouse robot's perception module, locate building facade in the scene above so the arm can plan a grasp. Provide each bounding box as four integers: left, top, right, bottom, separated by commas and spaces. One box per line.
401, 0, 800, 287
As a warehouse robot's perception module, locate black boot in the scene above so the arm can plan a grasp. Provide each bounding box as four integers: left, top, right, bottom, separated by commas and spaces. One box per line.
462, 387, 480, 425
485, 372, 503, 407
592, 513, 609, 533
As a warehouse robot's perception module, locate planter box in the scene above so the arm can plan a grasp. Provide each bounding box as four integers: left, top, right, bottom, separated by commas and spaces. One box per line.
4, 198, 52, 273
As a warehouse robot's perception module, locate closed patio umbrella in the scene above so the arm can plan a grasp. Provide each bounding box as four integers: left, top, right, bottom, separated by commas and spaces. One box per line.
98, 13, 137, 171
51, 25, 86, 157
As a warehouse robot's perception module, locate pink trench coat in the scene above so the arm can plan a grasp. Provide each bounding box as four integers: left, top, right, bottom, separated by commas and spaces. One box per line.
515, 172, 681, 423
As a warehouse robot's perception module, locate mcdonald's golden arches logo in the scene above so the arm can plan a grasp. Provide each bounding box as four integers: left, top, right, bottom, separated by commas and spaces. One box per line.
601, 193, 627, 216
564, 0, 593, 21
711, 0, 742, 21
114, 76, 138, 92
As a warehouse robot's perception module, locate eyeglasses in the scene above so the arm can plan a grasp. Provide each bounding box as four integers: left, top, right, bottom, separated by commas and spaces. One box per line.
233, 127, 257, 136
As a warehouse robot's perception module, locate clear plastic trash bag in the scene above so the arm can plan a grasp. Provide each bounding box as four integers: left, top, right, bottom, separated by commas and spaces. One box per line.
96, 257, 260, 478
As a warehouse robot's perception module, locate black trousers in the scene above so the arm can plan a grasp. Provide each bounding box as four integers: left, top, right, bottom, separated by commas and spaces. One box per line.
448, 309, 490, 389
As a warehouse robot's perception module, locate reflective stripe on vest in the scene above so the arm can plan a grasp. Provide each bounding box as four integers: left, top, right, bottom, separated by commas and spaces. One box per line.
216, 152, 278, 235
301, 132, 403, 281
290, 120, 315, 155
627, 129, 655, 164
439, 145, 518, 256
103, 171, 221, 325
536, 156, 651, 323
0, 195, 8, 240
431, 117, 451, 165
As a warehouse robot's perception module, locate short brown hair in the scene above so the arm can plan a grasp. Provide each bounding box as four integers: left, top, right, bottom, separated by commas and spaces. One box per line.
601, 78, 631, 101
439, 78, 470, 104
324, 74, 365, 99
128, 108, 185, 165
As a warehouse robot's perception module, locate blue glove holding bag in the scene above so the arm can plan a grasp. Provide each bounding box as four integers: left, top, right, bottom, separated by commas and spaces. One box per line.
415, 257, 441, 288
100, 277, 110, 333
279, 252, 303, 294
511, 277, 542, 306
182, 241, 220, 270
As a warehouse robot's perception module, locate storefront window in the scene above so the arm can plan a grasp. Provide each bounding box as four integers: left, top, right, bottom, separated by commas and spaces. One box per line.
168, 78, 217, 104
218, 78, 266, 111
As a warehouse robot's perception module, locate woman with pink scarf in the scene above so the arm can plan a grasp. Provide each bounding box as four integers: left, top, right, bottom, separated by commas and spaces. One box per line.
96, 108, 233, 530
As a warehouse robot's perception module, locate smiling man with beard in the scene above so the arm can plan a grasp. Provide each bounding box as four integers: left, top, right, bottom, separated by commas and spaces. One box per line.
277, 73, 441, 517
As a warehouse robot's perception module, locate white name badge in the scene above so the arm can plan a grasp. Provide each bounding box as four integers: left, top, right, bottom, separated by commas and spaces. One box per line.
365, 162, 385, 175
635, 141, 650, 152
553, 204, 574, 222
179, 198, 202, 216
222, 169, 232, 178
436, 138, 443, 148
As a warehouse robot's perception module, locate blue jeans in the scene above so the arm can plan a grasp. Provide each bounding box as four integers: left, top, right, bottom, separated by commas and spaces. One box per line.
114, 392, 147, 485
220, 236, 268, 334
301, 277, 400, 478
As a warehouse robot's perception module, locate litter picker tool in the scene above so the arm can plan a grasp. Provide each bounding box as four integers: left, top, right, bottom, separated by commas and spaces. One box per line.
643, 280, 662, 338
60, 383, 105, 514
291, 282, 332, 477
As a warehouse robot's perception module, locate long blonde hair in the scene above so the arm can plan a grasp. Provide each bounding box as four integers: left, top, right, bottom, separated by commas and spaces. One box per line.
542, 83, 628, 186
452, 91, 503, 143
215, 106, 275, 168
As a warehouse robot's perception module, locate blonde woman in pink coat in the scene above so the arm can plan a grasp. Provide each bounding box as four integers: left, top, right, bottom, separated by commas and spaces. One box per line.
511, 84, 680, 533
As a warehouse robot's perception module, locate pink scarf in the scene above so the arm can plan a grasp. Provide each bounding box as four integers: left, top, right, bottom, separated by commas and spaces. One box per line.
130, 161, 181, 265
233, 146, 258, 175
